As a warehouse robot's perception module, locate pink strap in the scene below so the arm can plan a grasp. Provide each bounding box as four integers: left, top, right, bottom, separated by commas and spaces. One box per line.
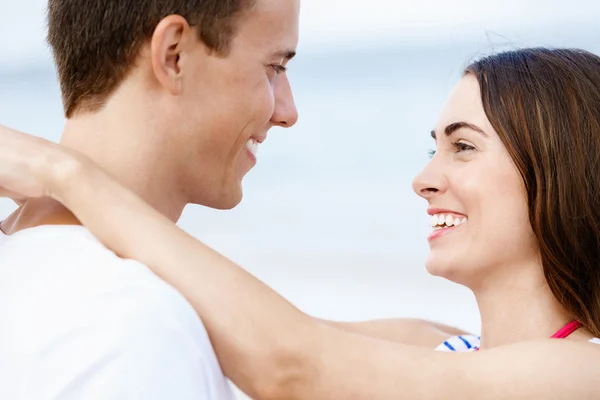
550, 320, 582, 339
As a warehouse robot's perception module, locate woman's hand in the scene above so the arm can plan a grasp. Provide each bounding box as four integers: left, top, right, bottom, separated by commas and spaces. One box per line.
0, 124, 86, 204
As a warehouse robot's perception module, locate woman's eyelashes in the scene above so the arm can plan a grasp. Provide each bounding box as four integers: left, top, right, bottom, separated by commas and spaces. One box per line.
428, 141, 476, 158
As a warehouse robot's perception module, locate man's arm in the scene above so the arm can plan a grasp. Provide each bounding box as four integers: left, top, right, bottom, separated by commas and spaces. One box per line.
319, 318, 472, 347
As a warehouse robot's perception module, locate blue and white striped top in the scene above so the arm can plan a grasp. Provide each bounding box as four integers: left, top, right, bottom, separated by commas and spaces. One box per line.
435, 335, 481, 352
436, 335, 600, 352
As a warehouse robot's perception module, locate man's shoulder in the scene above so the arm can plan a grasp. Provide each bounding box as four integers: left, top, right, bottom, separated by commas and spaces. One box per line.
0, 224, 135, 265
1, 224, 209, 349
1, 224, 168, 286
0, 226, 234, 399
3, 275, 233, 400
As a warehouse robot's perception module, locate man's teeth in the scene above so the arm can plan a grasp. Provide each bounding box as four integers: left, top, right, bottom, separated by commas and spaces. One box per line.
430, 213, 467, 229
246, 138, 259, 156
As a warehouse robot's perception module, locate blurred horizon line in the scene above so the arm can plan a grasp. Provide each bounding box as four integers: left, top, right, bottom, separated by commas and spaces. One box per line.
3, 27, 600, 77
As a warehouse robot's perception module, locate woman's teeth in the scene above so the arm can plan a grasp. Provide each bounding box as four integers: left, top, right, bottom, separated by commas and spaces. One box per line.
430, 213, 468, 230
246, 138, 259, 156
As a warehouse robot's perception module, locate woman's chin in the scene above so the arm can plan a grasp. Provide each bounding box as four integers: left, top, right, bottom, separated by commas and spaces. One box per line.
425, 254, 472, 284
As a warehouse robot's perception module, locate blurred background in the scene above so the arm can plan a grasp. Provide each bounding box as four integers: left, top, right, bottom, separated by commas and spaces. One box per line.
1, 1, 599, 397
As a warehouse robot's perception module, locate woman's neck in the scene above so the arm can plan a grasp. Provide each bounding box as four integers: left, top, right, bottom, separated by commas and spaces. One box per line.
473, 263, 573, 349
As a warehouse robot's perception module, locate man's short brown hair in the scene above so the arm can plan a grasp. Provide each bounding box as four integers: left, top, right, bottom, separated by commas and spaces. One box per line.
47, 0, 255, 118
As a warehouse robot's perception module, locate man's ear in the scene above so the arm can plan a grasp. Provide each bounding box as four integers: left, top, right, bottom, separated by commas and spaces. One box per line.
150, 15, 194, 96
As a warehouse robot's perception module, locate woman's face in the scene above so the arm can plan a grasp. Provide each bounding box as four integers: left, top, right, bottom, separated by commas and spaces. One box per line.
412, 75, 538, 287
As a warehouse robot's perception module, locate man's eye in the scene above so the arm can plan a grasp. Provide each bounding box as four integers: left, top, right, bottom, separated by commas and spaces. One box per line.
271, 65, 286, 75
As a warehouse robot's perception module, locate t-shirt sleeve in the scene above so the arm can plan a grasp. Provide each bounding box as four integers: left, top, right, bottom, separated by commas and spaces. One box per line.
24, 283, 231, 400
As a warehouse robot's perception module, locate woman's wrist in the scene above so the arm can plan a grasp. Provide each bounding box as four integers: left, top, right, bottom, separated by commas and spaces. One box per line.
46, 149, 93, 207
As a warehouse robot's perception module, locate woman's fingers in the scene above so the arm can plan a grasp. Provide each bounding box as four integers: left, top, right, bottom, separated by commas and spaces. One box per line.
0, 125, 97, 205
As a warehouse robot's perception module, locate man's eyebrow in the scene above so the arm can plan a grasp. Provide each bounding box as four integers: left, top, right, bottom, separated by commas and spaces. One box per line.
274, 50, 296, 60
430, 121, 488, 139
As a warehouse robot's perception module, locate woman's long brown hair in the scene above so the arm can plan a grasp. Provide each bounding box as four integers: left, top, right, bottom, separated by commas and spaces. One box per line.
466, 48, 600, 336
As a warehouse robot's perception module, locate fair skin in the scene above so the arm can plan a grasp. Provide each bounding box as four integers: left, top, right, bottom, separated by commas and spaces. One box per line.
1, 75, 598, 399
0, 0, 462, 349
2, 0, 301, 232
417, 75, 587, 348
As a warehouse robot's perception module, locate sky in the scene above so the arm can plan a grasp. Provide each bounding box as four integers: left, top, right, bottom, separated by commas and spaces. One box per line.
0, 0, 599, 70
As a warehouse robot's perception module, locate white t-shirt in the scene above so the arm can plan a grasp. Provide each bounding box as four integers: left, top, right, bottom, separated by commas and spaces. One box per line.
0, 225, 234, 399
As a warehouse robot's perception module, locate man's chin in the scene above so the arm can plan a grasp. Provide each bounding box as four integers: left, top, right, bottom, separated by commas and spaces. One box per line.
200, 186, 243, 211
211, 199, 242, 211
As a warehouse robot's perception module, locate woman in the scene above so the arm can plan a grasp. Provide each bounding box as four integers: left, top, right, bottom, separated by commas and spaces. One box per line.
1, 47, 600, 399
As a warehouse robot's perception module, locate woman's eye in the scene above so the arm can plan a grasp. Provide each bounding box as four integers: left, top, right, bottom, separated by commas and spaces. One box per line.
428, 141, 474, 159
453, 141, 475, 152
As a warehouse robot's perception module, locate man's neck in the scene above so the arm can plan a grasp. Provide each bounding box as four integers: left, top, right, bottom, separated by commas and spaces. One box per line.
60, 101, 187, 220
3, 103, 186, 235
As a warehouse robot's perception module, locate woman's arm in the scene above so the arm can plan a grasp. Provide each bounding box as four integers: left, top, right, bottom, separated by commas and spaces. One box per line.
297, 325, 599, 400
52, 143, 600, 400
2, 126, 599, 399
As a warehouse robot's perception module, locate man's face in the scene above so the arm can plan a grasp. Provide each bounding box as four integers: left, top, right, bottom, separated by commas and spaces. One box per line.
166, 0, 300, 210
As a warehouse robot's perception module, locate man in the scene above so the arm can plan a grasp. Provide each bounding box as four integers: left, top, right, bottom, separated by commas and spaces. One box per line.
0, 0, 470, 398
0, 0, 299, 398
